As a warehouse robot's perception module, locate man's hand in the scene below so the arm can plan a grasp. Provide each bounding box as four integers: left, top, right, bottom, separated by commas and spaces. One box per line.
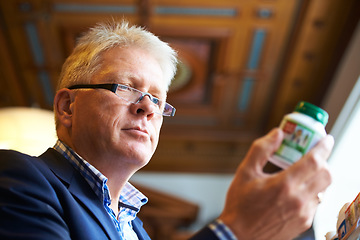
219, 128, 334, 240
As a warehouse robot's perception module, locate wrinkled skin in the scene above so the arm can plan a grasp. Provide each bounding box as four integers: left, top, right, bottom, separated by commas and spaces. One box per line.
220, 128, 334, 240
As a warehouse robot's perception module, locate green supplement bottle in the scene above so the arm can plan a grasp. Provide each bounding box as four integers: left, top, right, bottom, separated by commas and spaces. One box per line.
269, 101, 329, 169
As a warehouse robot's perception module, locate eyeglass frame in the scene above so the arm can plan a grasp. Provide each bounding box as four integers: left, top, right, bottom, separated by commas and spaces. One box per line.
67, 83, 176, 117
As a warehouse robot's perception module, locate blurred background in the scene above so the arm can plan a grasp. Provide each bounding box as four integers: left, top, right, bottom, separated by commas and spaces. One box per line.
0, 0, 359, 239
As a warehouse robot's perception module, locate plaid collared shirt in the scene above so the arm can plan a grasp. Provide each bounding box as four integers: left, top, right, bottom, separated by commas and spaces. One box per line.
54, 140, 236, 240
54, 140, 147, 240
209, 219, 237, 240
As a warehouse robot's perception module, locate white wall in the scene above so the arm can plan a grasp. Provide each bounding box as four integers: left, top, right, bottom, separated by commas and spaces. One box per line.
314, 91, 360, 239
314, 19, 360, 240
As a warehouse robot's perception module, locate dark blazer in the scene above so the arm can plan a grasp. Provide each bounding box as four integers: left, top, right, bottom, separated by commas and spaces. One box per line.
0, 149, 218, 239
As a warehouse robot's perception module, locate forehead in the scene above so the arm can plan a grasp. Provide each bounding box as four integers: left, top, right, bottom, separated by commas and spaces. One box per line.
93, 46, 167, 97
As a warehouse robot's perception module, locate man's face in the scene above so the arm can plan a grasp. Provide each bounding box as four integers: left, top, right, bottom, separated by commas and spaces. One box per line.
68, 46, 166, 171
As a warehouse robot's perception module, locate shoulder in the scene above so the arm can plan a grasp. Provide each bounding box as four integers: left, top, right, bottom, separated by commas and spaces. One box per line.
0, 149, 73, 194
0, 149, 72, 203
0, 149, 72, 239
0, 149, 34, 160
0, 149, 59, 194
0, 149, 50, 178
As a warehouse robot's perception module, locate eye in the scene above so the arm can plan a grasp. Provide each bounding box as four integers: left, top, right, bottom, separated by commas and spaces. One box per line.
151, 97, 163, 107
118, 85, 135, 94
152, 97, 160, 105
118, 85, 131, 91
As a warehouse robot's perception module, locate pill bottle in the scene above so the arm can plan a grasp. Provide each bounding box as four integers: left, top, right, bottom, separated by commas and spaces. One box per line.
268, 101, 329, 169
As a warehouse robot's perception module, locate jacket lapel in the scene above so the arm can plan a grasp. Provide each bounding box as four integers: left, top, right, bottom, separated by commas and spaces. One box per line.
39, 149, 121, 240
132, 217, 151, 240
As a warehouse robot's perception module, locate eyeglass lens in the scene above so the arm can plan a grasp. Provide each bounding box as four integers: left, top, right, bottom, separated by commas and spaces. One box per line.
116, 85, 174, 116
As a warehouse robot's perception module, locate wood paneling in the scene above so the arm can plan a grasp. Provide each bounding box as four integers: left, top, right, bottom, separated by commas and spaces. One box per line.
267, 0, 360, 131
0, 0, 358, 173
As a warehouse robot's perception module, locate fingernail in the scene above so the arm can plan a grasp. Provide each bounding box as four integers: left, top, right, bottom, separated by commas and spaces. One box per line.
324, 135, 335, 148
272, 128, 283, 138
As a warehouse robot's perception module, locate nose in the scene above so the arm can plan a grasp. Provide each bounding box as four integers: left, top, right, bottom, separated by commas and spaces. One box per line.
131, 95, 156, 117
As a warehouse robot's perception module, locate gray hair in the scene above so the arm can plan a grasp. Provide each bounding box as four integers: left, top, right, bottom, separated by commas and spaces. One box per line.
57, 20, 178, 91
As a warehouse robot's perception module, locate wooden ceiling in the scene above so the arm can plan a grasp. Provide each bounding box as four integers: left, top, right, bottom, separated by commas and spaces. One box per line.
0, 0, 359, 173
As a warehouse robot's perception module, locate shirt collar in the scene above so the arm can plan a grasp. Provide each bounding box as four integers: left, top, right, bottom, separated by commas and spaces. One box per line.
53, 140, 148, 211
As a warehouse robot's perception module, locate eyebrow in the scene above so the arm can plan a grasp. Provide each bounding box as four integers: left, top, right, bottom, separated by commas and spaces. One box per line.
107, 73, 166, 98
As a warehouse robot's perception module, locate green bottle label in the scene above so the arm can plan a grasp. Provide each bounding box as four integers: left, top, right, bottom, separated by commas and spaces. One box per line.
274, 119, 322, 164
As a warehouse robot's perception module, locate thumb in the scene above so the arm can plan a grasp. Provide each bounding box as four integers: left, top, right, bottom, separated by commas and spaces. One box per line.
242, 128, 284, 172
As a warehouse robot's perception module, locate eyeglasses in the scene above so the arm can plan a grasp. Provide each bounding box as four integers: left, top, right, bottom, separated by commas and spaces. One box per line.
67, 83, 176, 117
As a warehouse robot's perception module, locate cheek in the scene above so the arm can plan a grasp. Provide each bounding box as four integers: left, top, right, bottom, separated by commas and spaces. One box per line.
151, 118, 163, 145
72, 98, 113, 133
72, 108, 102, 137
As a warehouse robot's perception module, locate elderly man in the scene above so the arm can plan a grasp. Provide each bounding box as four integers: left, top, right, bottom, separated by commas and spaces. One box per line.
0, 20, 333, 240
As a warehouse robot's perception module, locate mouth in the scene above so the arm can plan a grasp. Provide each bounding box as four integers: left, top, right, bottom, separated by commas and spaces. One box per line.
124, 126, 149, 136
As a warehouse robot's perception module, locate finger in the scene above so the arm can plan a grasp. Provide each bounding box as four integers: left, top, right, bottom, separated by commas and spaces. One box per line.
242, 128, 284, 172
287, 135, 334, 184
305, 165, 332, 198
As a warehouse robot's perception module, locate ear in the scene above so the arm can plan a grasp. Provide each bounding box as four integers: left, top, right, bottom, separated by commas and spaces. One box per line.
54, 89, 74, 128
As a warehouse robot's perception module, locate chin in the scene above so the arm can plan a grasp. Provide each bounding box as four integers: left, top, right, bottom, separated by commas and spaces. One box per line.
128, 151, 153, 169
138, 154, 152, 167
